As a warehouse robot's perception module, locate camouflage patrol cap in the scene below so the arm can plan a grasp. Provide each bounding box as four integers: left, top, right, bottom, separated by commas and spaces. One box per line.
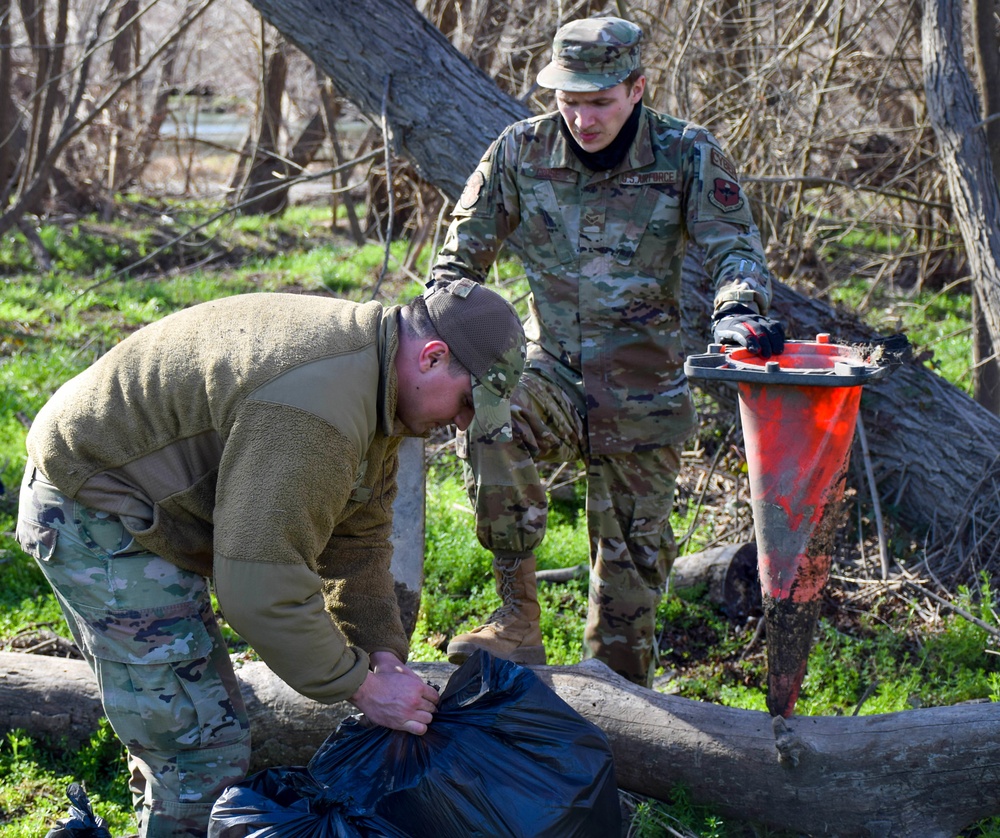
537, 17, 642, 92
423, 278, 526, 442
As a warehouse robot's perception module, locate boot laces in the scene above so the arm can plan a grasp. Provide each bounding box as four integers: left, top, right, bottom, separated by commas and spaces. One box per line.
486, 558, 522, 626
485, 603, 516, 626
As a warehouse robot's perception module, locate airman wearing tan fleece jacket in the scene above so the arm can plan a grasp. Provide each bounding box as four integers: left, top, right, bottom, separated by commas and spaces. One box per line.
15, 280, 525, 838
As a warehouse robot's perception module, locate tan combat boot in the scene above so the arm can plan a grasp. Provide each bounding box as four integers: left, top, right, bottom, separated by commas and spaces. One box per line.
447, 554, 546, 665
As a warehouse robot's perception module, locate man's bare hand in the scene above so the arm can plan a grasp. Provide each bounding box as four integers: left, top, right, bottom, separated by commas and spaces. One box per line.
349, 652, 440, 735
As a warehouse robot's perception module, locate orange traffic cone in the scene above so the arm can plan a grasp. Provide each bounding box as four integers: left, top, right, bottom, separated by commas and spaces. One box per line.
686, 335, 892, 717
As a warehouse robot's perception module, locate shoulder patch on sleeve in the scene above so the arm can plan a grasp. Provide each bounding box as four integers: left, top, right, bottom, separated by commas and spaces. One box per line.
459, 170, 485, 210
451, 137, 502, 219
709, 178, 744, 212
710, 148, 738, 179
705, 146, 745, 212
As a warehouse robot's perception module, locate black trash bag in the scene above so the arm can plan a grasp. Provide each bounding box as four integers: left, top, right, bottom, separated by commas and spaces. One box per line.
44, 783, 113, 838
210, 650, 620, 838
308, 649, 621, 838
209, 764, 408, 838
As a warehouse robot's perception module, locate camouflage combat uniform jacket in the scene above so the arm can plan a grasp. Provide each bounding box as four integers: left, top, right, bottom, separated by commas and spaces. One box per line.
433, 105, 774, 454
26, 293, 410, 704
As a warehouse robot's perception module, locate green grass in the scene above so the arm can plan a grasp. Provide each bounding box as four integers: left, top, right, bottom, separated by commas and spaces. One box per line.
624, 787, 728, 838
410, 465, 592, 665
645, 570, 1000, 719
0, 723, 133, 838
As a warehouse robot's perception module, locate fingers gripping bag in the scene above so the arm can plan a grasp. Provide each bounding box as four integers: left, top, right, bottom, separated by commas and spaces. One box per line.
210, 650, 621, 838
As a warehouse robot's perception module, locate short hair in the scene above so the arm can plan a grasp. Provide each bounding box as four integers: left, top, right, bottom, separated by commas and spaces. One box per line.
624, 68, 644, 88
402, 295, 468, 376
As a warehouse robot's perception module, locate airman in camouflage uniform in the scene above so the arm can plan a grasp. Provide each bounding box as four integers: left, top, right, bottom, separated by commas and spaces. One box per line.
15, 284, 524, 837
435, 16, 785, 686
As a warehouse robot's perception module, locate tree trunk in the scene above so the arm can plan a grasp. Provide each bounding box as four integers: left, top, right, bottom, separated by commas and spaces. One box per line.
0, 0, 24, 196
972, 0, 1000, 179
973, 287, 1000, 413
229, 25, 290, 216
317, 75, 364, 246
923, 0, 1000, 421
670, 541, 761, 618
105, 0, 140, 195
971, 0, 1000, 412
16, 0, 51, 211
240, 0, 1000, 582
2, 651, 997, 836
390, 436, 425, 638
245, 0, 529, 201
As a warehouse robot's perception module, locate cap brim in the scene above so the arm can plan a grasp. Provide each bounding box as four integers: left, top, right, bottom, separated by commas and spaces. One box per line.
471, 379, 513, 443
536, 63, 628, 92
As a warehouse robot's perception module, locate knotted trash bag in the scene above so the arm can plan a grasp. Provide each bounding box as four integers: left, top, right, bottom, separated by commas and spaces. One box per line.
208, 764, 408, 838
210, 649, 621, 838
44, 783, 113, 838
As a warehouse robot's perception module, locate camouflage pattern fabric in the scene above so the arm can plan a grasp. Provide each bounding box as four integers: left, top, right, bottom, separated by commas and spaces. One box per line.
536, 17, 643, 92
435, 103, 771, 685
433, 105, 773, 456
16, 466, 251, 838
461, 360, 681, 686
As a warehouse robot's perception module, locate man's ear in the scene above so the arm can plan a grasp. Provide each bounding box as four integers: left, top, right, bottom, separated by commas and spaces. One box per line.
630, 75, 646, 103
418, 339, 450, 372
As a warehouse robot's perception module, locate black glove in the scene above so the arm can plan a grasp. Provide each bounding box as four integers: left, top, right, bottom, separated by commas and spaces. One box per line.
712, 303, 785, 359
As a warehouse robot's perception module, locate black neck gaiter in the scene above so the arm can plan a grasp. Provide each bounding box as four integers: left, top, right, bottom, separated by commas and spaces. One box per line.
560, 101, 642, 171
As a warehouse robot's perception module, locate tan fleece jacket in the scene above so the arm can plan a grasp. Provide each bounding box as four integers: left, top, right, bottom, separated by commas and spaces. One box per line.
26, 292, 411, 704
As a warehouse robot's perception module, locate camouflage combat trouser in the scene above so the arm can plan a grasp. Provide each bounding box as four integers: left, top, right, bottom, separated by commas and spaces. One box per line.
16, 462, 251, 838
460, 367, 681, 687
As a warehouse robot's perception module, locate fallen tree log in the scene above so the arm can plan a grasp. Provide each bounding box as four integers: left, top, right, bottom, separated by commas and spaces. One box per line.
3, 651, 997, 836
542, 543, 761, 619
670, 541, 761, 619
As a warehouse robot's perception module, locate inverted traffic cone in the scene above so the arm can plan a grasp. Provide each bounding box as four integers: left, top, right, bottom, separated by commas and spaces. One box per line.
739, 360, 860, 716
685, 335, 892, 717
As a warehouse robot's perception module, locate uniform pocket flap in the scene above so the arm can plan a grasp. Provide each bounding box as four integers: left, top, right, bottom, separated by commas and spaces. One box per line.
74, 599, 216, 664
15, 519, 58, 562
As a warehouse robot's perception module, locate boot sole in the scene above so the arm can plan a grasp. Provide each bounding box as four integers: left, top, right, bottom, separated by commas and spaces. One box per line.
446, 640, 547, 666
